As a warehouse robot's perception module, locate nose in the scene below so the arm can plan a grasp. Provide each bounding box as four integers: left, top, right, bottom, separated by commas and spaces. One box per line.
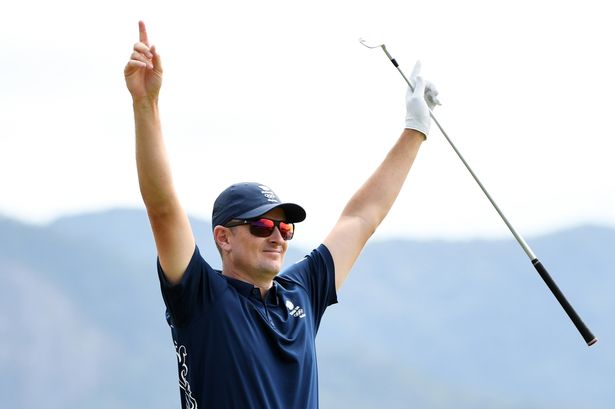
268, 225, 286, 245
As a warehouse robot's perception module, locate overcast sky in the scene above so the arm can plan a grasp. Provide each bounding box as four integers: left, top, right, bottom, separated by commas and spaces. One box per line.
1, 0, 614, 248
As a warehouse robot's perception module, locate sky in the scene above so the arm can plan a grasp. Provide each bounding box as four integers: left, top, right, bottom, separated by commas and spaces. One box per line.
1, 0, 614, 248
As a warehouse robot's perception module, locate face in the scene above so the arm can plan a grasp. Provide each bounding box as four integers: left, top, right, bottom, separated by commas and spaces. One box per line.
217, 208, 289, 282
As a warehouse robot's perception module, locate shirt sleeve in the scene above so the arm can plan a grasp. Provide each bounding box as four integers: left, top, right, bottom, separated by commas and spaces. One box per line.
157, 245, 226, 327
279, 244, 338, 330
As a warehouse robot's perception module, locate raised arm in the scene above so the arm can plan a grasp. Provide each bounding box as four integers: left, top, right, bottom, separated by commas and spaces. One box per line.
324, 73, 437, 290
124, 21, 195, 285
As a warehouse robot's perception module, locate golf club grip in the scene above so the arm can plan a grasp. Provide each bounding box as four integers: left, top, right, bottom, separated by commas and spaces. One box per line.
531, 259, 597, 346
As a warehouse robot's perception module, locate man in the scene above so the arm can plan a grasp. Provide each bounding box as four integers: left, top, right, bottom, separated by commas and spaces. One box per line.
125, 21, 438, 409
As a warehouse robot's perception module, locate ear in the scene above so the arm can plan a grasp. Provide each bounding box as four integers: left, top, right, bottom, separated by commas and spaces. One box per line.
214, 226, 232, 252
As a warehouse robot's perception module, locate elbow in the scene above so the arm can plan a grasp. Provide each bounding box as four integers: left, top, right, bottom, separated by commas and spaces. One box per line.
343, 212, 380, 239
342, 203, 387, 235
145, 197, 182, 221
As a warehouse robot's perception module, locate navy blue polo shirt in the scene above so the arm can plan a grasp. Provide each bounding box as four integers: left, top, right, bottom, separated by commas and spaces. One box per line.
157, 244, 337, 409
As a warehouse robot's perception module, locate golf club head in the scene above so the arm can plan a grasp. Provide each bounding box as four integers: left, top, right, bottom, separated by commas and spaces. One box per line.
358, 37, 385, 49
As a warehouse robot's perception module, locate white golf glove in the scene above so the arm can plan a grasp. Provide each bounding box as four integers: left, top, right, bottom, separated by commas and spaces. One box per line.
405, 61, 440, 139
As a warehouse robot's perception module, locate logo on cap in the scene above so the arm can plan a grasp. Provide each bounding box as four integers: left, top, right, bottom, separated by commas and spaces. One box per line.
258, 185, 279, 203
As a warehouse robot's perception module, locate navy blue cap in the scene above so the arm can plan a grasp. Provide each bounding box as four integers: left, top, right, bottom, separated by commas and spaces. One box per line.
212, 182, 306, 228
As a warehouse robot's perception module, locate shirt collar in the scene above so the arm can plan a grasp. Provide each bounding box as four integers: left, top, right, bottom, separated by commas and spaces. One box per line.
222, 274, 280, 305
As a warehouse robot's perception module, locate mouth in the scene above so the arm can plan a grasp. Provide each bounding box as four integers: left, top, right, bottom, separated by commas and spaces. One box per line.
263, 249, 283, 257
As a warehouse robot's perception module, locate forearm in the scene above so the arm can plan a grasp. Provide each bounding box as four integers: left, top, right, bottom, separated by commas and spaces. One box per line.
325, 72, 434, 289
340, 129, 424, 231
133, 97, 179, 213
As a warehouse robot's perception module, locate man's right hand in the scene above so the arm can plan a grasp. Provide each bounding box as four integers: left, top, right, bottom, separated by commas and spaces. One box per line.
126, 21, 195, 285
124, 21, 163, 101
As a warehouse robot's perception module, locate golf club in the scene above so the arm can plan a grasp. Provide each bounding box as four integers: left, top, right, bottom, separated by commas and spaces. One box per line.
360, 38, 597, 347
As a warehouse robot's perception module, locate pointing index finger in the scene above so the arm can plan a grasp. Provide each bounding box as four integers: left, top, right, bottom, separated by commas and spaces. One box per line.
138, 20, 149, 46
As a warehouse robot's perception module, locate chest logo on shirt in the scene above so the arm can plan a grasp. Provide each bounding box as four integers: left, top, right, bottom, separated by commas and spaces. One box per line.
285, 300, 306, 318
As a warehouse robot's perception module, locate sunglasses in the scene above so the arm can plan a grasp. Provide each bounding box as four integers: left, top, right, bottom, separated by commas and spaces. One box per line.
225, 218, 295, 241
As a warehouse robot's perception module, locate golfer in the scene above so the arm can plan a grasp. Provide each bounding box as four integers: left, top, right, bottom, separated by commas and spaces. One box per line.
125, 21, 438, 409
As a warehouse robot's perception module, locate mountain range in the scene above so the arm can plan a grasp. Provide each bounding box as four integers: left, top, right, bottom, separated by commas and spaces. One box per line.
1, 209, 613, 408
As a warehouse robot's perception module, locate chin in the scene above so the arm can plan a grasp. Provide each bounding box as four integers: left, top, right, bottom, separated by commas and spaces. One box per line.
268, 263, 283, 275
262, 254, 284, 271
261, 261, 283, 276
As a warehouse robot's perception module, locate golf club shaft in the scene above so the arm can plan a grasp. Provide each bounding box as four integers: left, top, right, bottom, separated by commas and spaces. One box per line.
379, 46, 596, 346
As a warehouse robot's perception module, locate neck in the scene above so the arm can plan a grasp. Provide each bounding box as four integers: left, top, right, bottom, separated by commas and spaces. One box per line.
223, 268, 274, 299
